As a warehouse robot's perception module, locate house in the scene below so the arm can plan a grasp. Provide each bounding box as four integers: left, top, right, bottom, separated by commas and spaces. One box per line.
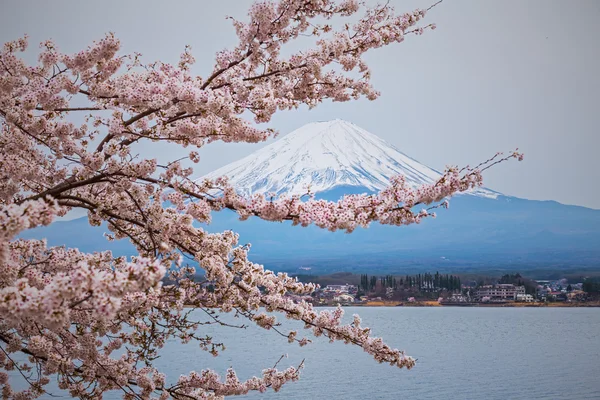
333, 294, 355, 304
324, 284, 357, 294
548, 291, 566, 301
537, 286, 551, 298
449, 293, 469, 302
516, 294, 534, 302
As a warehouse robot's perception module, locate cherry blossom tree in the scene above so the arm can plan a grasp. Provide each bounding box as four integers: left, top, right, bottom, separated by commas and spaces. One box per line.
0, 0, 522, 398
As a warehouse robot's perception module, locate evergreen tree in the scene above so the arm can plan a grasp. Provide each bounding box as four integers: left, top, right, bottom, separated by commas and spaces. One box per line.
583, 278, 600, 293
370, 275, 377, 291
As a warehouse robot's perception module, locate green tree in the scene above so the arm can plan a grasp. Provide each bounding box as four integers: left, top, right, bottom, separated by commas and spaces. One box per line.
583, 278, 600, 294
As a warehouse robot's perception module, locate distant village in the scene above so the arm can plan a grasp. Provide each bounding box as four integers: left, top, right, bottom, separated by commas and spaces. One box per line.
298, 273, 599, 306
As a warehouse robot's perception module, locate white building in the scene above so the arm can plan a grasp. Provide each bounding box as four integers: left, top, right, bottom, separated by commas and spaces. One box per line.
516, 293, 534, 302
333, 294, 355, 304
449, 293, 469, 302
324, 284, 356, 294
476, 284, 525, 301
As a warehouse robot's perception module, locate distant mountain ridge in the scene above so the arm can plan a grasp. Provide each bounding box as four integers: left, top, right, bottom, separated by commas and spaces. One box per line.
22, 120, 600, 274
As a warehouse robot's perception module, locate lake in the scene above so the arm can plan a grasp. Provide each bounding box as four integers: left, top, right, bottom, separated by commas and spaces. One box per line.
151, 307, 600, 400
7, 307, 600, 399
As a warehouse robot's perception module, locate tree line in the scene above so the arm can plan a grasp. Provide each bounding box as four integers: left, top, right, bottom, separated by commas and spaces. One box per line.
583, 277, 600, 294
359, 272, 462, 293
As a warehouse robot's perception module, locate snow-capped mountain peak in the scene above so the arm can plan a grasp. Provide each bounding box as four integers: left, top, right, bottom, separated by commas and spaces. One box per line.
198, 119, 499, 198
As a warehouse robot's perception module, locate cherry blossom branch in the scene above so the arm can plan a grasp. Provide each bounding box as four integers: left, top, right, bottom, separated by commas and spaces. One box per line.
0, 1, 526, 398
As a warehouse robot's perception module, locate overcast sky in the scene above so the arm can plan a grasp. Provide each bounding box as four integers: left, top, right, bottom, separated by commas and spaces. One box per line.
1, 0, 598, 209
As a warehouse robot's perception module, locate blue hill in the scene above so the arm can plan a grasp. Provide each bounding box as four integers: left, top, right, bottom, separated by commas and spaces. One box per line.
21, 188, 600, 275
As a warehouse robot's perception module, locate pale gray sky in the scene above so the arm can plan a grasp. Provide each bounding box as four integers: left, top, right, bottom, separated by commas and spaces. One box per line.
1, 0, 599, 208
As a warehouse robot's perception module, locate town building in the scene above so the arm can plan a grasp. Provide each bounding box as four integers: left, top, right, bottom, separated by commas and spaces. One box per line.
439, 293, 470, 304
450, 293, 469, 302
476, 284, 525, 302
333, 294, 355, 304
324, 284, 356, 294
516, 293, 534, 302
548, 291, 566, 301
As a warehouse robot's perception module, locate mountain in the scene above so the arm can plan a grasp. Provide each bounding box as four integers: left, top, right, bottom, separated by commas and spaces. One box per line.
201, 119, 498, 199
21, 120, 600, 276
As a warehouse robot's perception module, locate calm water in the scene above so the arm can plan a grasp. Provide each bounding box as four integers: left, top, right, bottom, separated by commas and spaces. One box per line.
152, 307, 600, 400
9, 308, 600, 399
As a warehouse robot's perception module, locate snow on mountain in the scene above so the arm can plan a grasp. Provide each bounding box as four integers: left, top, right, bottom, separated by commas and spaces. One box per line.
198, 119, 499, 199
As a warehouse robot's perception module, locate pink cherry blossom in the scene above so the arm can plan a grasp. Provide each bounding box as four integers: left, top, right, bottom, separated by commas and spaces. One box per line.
0, 1, 522, 398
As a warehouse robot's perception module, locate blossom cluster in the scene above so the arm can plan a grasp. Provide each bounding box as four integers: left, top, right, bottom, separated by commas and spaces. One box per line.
0, 0, 523, 398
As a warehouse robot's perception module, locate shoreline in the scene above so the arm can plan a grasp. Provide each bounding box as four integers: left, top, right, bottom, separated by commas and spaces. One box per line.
317, 301, 600, 308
